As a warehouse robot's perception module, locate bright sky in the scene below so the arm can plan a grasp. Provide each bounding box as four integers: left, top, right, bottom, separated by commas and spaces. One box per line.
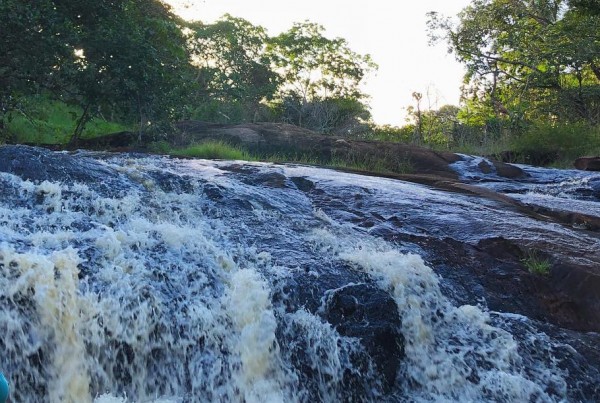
165, 0, 471, 126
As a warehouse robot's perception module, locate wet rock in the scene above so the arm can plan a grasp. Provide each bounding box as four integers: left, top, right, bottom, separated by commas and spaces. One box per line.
551, 263, 600, 331
3, 145, 600, 401
478, 160, 494, 174
202, 183, 224, 201
146, 170, 195, 194
290, 176, 315, 192
0, 145, 136, 196
476, 158, 525, 178
278, 270, 403, 395
221, 164, 293, 189
174, 121, 462, 178
491, 160, 525, 178
251, 172, 289, 188
574, 156, 600, 171
323, 284, 404, 390
590, 178, 600, 198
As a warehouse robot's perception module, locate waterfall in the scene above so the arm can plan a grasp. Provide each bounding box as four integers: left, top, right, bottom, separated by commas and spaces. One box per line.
0, 146, 598, 402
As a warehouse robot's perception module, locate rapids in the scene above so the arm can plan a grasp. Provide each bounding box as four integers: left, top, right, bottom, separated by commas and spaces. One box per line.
0, 146, 598, 402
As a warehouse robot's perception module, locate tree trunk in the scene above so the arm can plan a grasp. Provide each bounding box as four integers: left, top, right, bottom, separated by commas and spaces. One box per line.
591, 62, 600, 82
69, 103, 91, 148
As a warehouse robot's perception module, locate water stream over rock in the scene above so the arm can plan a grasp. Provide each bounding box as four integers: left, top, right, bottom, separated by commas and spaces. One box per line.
0, 146, 598, 402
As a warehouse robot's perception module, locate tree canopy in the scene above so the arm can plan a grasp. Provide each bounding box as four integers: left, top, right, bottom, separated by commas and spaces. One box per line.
428, 0, 600, 130
0, 3, 376, 139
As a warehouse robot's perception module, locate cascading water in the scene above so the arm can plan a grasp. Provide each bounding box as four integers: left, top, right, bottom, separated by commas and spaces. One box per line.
0, 146, 598, 402
452, 154, 600, 217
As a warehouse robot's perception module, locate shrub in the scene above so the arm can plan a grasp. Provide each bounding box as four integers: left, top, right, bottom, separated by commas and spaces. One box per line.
172, 141, 253, 160
510, 123, 600, 165
147, 140, 172, 154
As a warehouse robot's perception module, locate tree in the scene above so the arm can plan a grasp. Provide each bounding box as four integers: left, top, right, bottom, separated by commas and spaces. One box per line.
57, 0, 194, 143
0, 0, 76, 127
428, 0, 600, 127
570, 0, 600, 15
267, 21, 377, 132
187, 15, 279, 122
0, 0, 195, 143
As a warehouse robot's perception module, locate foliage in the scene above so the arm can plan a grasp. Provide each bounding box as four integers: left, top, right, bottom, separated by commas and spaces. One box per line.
171, 141, 254, 160
187, 15, 279, 122
271, 95, 371, 135
4, 95, 130, 144
407, 104, 461, 147
428, 0, 600, 128
510, 122, 600, 163
0, 0, 195, 143
59, 0, 195, 142
0, 3, 377, 142
0, 0, 74, 121
267, 21, 377, 132
363, 124, 414, 142
147, 140, 172, 154
268, 21, 376, 101
522, 250, 551, 275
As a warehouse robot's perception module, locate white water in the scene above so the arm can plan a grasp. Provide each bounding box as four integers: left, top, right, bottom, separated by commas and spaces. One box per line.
308, 223, 566, 402
451, 155, 600, 216
0, 153, 576, 402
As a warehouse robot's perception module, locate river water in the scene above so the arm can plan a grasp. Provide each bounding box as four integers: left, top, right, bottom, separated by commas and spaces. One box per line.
0, 146, 598, 402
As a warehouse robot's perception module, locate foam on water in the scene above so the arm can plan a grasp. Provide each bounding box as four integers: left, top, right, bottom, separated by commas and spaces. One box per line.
0, 152, 579, 402
309, 224, 566, 401
0, 164, 297, 402
227, 269, 287, 403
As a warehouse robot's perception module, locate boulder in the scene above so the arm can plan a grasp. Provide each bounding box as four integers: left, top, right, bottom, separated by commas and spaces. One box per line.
574, 156, 600, 171
0, 145, 138, 196
174, 121, 463, 178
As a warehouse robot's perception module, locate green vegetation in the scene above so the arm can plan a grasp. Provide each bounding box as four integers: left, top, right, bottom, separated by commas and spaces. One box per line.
3, 96, 130, 144
1, 0, 598, 169
171, 141, 253, 161
522, 251, 551, 276
417, 0, 600, 164
155, 141, 413, 176
259, 150, 412, 175
1, 4, 376, 144
510, 123, 600, 166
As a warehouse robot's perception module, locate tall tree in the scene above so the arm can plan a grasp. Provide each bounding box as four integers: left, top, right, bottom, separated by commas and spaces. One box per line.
268, 21, 375, 102
187, 15, 279, 122
428, 0, 600, 126
267, 21, 377, 132
0, 0, 195, 142
0, 0, 75, 124
57, 0, 194, 143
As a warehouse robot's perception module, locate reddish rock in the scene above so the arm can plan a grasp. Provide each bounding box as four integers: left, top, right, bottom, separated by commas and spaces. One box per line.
574, 156, 600, 171
174, 121, 464, 178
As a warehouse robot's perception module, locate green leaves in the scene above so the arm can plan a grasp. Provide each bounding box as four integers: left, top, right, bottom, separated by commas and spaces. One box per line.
265, 22, 376, 133
268, 21, 376, 102
429, 0, 600, 127
188, 15, 278, 107
1, 3, 377, 139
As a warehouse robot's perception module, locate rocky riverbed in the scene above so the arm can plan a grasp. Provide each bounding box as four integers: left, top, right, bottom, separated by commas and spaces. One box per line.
0, 145, 599, 402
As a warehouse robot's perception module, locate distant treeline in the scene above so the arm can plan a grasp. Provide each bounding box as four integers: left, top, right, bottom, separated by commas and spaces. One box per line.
1, 0, 599, 164
0, 0, 376, 143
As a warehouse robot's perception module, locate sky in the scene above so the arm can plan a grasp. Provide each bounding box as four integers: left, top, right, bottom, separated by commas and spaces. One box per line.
165, 0, 472, 126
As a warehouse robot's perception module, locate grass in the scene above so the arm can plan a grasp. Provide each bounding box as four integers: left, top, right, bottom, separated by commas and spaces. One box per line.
4, 96, 131, 144
256, 149, 413, 175
522, 250, 551, 275
171, 141, 255, 160
261, 152, 325, 165
166, 142, 414, 176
